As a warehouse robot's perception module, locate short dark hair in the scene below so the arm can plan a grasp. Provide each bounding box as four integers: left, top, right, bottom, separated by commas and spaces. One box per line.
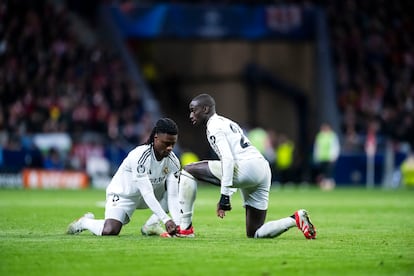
193, 93, 215, 108
145, 118, 178, 144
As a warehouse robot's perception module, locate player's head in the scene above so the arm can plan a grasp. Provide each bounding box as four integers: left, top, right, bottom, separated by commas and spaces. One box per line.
189, 93, 216, 126
145, 118, 178, 160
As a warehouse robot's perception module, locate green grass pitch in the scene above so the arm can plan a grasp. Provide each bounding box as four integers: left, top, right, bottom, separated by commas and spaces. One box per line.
1, 185, 413, 275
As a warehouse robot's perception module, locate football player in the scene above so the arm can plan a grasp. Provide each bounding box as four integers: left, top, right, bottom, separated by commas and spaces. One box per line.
178, 93, 316, 239
67, 118, 181, 237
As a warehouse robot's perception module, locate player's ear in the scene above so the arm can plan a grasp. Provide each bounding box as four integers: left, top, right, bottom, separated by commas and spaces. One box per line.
204, 106, 210, 114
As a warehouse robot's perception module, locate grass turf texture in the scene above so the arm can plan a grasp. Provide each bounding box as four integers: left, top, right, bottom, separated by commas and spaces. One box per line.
0, 185, 413, 276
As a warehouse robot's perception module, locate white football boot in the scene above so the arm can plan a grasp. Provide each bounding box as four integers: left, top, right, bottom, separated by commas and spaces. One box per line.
141, 222, 165, 236
66, 212, 95, 234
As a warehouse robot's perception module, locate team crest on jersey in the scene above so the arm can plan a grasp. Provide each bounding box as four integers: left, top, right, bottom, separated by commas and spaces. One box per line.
136, 164, 146, 175
163, 167, 169, 174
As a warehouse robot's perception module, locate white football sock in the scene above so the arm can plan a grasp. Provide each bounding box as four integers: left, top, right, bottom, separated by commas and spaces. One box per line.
179, 170, 197, 229
82, 218, 105, 236
144, 214, 161, 227
166, 175, 181, 225
254, 217, 296, 238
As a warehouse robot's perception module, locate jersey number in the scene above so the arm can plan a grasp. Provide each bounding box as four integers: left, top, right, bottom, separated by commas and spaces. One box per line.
230, 124, 250, 149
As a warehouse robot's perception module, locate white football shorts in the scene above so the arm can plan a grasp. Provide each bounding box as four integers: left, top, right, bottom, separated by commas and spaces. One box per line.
104, 184, 168, 225
208, 157, 271, 210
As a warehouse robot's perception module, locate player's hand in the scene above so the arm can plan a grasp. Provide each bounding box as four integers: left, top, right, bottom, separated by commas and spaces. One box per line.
217, 194, 231, 218
165, 220, 178, 236
216, 203, 226, 218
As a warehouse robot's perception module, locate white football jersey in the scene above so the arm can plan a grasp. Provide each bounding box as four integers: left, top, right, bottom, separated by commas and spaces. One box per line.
206, 114, 264, 188
107, 144, 180, 198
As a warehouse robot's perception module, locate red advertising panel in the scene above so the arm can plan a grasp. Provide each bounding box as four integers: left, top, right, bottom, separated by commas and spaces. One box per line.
22, 169, 89, 189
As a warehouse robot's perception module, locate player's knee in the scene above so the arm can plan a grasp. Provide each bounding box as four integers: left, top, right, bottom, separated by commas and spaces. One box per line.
102, 226, 120, 236
181, 169, 196, 180
102, 220, 122, 235
180, 170, 198, 192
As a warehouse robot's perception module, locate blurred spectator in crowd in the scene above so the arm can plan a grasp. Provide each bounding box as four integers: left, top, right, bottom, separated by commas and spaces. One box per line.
43, 147, 65, 170
248, 127, 276, 182
0, 0, 149, 171
247, 126, 275, 164
364, 120, 379, 156
313, 122, 340, 190
275, 133, 295, 185
0, 142, 3, 169
328, 0, 414, 151
70, 138, 104, 171
400, 153, 414, 188
342, 125, 361, 153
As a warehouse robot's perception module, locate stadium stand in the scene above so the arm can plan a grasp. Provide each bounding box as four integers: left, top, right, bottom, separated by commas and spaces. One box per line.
0, 0, 152, 174
1, 0, 412, 186
324, 0, 414, 152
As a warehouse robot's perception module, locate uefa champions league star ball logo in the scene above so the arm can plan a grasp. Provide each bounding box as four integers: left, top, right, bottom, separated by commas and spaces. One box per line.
137, 164, 146, 175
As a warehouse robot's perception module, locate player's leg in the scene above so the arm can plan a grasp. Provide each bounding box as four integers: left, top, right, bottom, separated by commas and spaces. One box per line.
141, 186, 175, 236
253, 214, 296, 238
237, 158, 275, 238
102, 219, 123, 235
141, 214, 164, 236
255, 209, 317, 239
102, 193, 136, 235
184, 160, 221, 186
166, 173, 181, 225
66, 212, 104, 235
66, 192, 125, 236
178, 169, 198, 233
245, 206, 267, 237
66, 214, 118, 236
243, 184, 297, 239
241, 160, 316, 239
178, 161, 220, 236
